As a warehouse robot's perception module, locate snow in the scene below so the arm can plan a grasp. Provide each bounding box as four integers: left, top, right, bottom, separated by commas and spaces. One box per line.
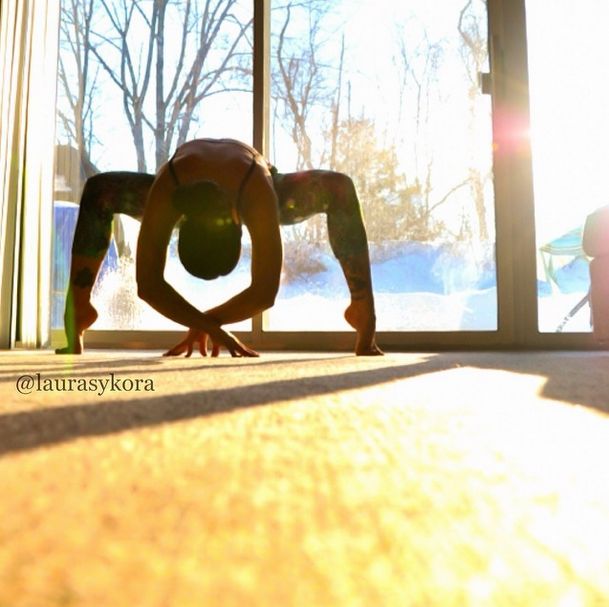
51, 204, 591, 334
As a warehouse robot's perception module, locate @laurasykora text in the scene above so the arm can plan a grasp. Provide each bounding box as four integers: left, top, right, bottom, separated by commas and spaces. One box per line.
15, 373, 155, 396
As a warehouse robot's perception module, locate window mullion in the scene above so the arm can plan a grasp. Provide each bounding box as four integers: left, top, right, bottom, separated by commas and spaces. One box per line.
252, 0, 271, 347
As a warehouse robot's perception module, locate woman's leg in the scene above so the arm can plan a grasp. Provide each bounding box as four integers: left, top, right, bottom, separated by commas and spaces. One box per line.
56, 171, 154, 353
275, 170, 382, 355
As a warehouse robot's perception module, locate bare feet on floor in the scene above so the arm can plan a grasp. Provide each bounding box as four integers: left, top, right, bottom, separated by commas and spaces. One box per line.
344, 301, 383, 356
55, 302, 98, 354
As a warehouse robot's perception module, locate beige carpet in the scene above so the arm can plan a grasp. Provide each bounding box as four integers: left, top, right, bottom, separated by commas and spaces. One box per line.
1, 349, 609, 606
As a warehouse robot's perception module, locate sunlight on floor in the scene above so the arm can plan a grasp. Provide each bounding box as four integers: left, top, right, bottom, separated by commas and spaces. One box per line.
1, 351, 609, 606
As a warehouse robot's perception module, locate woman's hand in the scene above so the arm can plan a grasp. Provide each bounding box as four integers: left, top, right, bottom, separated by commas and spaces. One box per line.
163, 326, 259, 358
207, 324, 260, 357
163, 328, 211, 357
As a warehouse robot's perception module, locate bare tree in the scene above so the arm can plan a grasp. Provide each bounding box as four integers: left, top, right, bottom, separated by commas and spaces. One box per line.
272, 0, 335, 171
458, 0, 490, 242
270, 0, 339, 244
89, 0, 157, 171
394, 24, 448, 240
458, 0, 487, 92
154, 0, 252, 168
57, 0, 99, 177
59, 0, 251, 173
327, 34, 344, 171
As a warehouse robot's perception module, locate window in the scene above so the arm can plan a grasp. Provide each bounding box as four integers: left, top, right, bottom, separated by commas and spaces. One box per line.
52, 0, 253, 332
267, 0, 497, 333
45, 0, 603, 350
526, 0, 607, 335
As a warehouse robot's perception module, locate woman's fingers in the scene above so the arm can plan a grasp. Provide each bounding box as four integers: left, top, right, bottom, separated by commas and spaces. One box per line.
163, 330, 203, 357
163, 341, 186, 356
232, 338, 259, 358
199, 334, 209, 357
217, 334, 259, 358
164, 328, 260, 359
235, 342, 259, 357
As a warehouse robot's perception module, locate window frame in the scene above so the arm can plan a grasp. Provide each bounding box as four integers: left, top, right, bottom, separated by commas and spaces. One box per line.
49, 0, 606, 352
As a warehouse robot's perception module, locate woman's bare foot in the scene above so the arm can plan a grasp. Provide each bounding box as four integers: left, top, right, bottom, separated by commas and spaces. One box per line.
55, 300, 98, 354
55, 337, 85, 355
354, 337, 384, 356
344, 301, 383, 356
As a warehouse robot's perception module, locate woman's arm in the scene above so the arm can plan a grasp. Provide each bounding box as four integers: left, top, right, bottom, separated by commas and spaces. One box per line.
203, 174, 283, 325
136, 171, 256, 356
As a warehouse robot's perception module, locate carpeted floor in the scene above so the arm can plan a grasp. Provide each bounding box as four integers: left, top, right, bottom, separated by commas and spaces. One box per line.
1, 349, 609, 606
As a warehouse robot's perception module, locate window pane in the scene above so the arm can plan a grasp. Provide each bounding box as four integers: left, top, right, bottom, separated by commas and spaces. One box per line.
52, 0, 253, 332
267, 0, 497, 332
526, 0, 604, 333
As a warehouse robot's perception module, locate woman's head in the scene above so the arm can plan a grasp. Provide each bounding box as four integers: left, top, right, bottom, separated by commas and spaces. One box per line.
173, 180, 242, 280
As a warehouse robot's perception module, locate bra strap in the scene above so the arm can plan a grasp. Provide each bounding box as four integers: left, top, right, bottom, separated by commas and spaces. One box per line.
236, 155, 257, 209
167, 153, 181, 187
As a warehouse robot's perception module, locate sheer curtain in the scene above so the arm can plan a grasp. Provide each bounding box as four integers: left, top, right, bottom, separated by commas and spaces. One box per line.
0, 0, 60, 348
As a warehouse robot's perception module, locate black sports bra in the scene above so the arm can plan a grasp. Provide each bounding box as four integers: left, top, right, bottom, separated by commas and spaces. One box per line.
167, 142, 258, 217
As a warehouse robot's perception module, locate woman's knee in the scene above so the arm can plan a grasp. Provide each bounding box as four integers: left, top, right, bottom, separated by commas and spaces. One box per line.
324, 172, 359, 212
79, 174, 111, 213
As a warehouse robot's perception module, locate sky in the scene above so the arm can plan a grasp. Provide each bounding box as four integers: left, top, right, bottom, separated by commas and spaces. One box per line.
525, 0, 609, 244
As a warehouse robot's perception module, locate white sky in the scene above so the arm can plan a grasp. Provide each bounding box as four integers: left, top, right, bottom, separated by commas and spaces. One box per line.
526, 0, 609, 244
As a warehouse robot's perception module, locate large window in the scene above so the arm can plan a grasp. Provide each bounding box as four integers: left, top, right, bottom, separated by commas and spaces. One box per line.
52, 0, 253, 332
526, 0, 607, 334
47, 0, 605, 350
267, 0, 497, 332
51, 0, 497, 347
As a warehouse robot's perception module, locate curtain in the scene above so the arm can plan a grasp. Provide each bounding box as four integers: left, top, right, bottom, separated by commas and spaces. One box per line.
0, 0, 60, 348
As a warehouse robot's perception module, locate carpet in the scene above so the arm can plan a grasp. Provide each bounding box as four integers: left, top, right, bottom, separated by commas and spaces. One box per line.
1, 349, 609, 606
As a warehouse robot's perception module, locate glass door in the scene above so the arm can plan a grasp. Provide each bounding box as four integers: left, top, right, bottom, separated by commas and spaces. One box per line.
266, 0, 498, 338
51, 0, 561, 352
51, 0, 254, 345
526, 0, 609, 336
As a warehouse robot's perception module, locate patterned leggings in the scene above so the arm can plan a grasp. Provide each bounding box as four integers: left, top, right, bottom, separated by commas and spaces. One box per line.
69, 169, 371, 300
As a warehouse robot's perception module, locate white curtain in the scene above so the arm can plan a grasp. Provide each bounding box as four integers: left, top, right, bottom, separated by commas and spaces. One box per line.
0, 0, 60, 348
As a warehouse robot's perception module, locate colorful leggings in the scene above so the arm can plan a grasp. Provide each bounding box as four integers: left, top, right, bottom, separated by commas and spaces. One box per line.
72, 169, 367, 256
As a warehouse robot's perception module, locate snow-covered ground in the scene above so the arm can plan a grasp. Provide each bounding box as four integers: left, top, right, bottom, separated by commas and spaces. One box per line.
52, 204, 591, 334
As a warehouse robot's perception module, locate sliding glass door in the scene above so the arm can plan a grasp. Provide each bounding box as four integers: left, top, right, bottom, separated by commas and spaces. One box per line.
52, 0, 253, 335
526, 0, 608, 336
266, 0, 498, 334
48, 0, 603, 350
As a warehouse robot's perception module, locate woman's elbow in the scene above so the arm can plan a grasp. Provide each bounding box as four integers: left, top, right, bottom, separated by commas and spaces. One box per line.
137, 283, 152, 303
253, 283, 279, 311
137, 277, 160, 303
261, 292, 278, 311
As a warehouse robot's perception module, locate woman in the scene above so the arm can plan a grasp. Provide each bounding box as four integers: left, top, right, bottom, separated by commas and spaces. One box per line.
57, 138, 382, 356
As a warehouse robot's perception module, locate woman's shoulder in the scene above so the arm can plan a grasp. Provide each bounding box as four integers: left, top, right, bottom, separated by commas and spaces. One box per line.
175, 138, 260, 157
